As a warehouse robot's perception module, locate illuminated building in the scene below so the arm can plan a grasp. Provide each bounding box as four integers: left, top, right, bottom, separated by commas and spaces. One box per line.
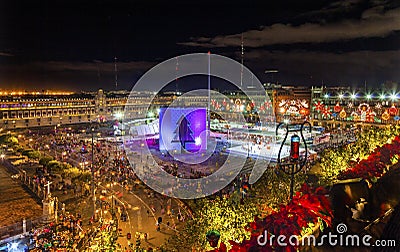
0, 89, 151, 129
4, 85, 396, 131
265, 84, 311, 123
310, 86, 400, 129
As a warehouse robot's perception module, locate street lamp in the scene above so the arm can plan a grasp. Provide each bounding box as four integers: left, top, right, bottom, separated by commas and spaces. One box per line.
91, 127, 97, 221
276, 121, 311, 200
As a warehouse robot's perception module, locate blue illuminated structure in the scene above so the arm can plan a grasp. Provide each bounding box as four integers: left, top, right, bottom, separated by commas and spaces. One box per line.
159, 107, 207, 153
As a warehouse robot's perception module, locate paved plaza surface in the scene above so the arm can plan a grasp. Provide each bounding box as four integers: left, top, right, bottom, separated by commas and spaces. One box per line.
0, 163, 42, 227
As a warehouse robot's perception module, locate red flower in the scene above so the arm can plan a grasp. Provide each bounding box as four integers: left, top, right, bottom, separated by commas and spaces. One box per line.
229, 184, 332, 251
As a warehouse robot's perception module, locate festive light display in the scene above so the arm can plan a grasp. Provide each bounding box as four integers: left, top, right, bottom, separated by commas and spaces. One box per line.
278, 99, 309, 116
389, 104, 398, 116
339, 109, 347, 119
319, 126, 400, 183
313, 101, 324, 112
321, 106, 332, 119
338, 135, 400, 180
382, 110, 390, 121
210, 98, 271, 115
333, 102, 341, 113
313, 97, 398, 123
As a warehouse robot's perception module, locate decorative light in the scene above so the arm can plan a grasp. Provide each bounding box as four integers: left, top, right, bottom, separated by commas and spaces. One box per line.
314, 101, 324, 112
380, 94, 386, 100
338, 93, 344, 99
324, 94, 329, 99
390, 93, 398, 101
389, 104, 398, 116
350, 93, 357, 99
366, 94, 372, 99
382, 110, 390, 121
334, 102, 341, 113
115, 112, 123, 119
195, 137, 202, 146
290, 134, 300, 161
147, 111, 155, 118
322, 106, 332, 118
9, 242, 19, 250
339, 109, 347, 119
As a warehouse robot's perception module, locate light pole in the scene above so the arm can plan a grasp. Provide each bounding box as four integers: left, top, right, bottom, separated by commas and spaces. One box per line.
91, 127, 96, 221
140, 143, 144, 163
276, 121, 311, 200
247, 133, 250, 158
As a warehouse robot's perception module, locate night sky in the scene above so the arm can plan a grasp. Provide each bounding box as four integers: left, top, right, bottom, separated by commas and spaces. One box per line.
1, 0, 399, 92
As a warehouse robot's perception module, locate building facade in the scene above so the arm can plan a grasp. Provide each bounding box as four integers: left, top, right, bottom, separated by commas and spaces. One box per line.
266, 85, 311, 124
2, 86, 398, 131
0, 90, 131, 129
310, 86, 400, 130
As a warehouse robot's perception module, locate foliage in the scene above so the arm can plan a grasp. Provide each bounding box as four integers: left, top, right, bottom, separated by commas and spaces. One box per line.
16, 146, 24, 153
29, 150, 40, 159
78, 171, 92, 182
0, 134, 18, 145
0, 134, 7, 144
250, 168, 308, 213
337, 135, 400, 180
39, 156, 54, 167
229, 184, 332, 252
21, 149, 41, 159
47, 160, 65, 173
21, 149, 33, 156
166, 193, 259, 251
319, 126, 400, 184
63, 166, 91, 182
165, 169, 307, 251
63, 167, 82, 179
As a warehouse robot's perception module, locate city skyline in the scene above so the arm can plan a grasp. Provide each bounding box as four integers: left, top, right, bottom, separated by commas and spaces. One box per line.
1, 0, 399, 91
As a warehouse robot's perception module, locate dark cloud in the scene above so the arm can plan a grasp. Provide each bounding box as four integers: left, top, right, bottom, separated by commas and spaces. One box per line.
180, 7, 400, 48
0, 52, 14, 57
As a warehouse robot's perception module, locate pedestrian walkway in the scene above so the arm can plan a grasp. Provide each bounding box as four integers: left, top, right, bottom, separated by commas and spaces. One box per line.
0, 162, 42, 227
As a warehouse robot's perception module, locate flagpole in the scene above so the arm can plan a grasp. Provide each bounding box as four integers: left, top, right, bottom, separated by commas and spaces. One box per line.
208, 51, 211, 132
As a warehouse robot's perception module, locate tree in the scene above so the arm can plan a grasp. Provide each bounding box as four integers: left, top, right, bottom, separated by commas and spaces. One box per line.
319, 125, 400, 185
39, 156, 54, 167
48, 160, 64, 173
172, 114, 195, 149
164, 169, 308, 251
21, 149, 41, 159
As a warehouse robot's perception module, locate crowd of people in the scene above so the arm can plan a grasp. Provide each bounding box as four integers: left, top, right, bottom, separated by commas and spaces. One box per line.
29, 213, 88, 251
